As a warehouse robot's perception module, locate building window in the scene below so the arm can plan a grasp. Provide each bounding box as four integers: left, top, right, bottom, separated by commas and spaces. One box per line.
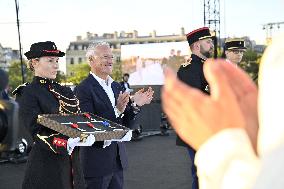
116, 56, 120, 62
70, 58, 74, 65
78, 57, 82, 64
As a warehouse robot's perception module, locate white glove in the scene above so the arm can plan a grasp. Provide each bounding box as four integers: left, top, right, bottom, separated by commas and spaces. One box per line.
103, 131, 133, 148
67, 134, 95, 155
103, 140, 112, 148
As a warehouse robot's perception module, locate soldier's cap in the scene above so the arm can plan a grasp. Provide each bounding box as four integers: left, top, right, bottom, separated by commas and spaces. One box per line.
24, 41, 65, 60
224, 39, 247, 51
186, 27, 213, 46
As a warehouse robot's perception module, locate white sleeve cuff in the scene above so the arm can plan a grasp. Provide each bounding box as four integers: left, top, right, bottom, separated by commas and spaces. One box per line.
114, 106, 123, 118
195, 128, 260, 189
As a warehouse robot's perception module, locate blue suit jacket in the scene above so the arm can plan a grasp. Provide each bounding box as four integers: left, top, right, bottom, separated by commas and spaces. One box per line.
74, 74, 135, 177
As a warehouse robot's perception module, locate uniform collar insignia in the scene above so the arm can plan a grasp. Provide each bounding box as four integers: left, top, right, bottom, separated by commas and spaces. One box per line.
40, 79, 46, 84
199, 56, 206, 62
34, 76, 54, 85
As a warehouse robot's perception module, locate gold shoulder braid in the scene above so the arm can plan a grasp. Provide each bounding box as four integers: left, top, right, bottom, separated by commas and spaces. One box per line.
49, 84, 81, 114
181, 57, 192, 67
36, 85, 81, 153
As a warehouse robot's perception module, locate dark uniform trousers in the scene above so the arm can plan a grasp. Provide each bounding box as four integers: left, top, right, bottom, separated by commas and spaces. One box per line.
85, 156, 124, 189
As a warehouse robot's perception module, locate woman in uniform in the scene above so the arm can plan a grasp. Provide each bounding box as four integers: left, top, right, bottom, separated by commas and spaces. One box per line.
16, 41, 86, 189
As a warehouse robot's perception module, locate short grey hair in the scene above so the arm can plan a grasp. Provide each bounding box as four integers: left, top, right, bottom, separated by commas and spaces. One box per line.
86, 41, 110, 63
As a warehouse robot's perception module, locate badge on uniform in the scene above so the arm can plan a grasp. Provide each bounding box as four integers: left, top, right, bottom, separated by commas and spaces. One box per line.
53, 137, 67, 148
40, 79, 47, 84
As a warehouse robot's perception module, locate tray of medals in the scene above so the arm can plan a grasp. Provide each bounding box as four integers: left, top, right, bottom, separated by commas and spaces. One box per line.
37, 113, 130, 141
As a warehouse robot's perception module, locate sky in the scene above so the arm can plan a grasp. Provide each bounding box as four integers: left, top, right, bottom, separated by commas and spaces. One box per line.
121, 42, 189, 59
1, 0, 284, 71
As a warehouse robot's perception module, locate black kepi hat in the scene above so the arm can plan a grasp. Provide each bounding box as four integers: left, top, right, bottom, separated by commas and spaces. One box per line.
224, 39, 246, 50
186, 27, 213, 46
24, 41, 65, 60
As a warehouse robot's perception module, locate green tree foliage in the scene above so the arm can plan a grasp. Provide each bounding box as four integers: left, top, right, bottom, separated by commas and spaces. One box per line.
8, 61, 33, 91
242, 49, 259, 62
66, 61, 123, 84
239, 50, 262, 83
66, 63, 90, 84
55, 71, 67, 83
217, 46, 223, 58
8, 61, 69, 92
111, 61, 123, 81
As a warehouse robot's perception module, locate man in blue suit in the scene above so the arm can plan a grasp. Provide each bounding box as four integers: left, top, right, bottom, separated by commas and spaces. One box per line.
74, 42, 153, 189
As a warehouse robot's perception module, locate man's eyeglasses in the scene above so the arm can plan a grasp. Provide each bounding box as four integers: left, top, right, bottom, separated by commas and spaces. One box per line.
230, 50, 245, 54
97, 55, 115, 61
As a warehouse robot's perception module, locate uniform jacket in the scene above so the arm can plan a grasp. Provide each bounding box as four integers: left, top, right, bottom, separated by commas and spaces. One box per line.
16, 76, 85, 189
74, 74, 136, 177
176, 54, 210, 147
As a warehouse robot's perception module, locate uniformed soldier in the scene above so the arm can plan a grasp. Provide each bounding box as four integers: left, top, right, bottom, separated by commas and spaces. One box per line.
223, 38, 247, 65
176, 27, 214, 189
15, 41, 86, 189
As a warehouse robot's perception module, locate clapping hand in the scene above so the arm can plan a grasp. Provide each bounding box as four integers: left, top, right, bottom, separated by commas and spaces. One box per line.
116, 91, 130, 113
162, 59, 258, 151
132, 87, 154, 107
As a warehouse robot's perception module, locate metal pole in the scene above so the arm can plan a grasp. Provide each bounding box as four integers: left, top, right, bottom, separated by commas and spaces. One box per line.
14, 0, 26, 83
204, 0, 206, 26
214, 35, 218, 59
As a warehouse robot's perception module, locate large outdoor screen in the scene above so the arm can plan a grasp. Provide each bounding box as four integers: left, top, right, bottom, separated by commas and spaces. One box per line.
121, 42, 190, 85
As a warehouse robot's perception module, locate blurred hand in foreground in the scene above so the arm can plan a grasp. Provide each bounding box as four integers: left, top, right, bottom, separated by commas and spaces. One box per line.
162, 59, 258, 151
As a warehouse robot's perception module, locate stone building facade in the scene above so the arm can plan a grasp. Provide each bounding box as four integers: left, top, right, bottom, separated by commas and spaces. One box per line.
66, 28, 187, 75
0, 43, 20, 71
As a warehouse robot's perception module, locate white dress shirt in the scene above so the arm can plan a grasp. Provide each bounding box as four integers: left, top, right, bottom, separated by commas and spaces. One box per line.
90, 72, 120, 118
